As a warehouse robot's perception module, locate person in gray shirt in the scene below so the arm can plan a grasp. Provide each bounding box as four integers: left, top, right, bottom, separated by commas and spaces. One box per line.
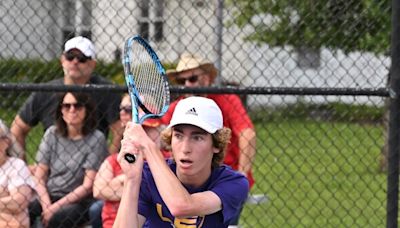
29, 92, 108, 228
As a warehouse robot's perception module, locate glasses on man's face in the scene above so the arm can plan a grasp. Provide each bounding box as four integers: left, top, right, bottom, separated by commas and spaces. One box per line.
120, 106, 132, 113
175, 75, 199, 85
61, 102, 85, 111
64, 52, 92, 63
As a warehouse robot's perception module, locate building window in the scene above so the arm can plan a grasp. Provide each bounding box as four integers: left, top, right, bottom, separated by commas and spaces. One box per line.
139, 0, 164, 42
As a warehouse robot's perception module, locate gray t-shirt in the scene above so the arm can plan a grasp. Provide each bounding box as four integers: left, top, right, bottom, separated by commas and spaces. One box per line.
36, 125, 108, 197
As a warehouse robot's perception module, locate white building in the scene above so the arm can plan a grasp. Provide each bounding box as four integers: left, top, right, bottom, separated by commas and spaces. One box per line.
0, 0, 389, 106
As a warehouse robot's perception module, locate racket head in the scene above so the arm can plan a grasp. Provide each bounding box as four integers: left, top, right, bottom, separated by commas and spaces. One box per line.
123, 35, 170, 124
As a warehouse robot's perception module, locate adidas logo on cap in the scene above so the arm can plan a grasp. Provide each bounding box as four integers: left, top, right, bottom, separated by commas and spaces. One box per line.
185, 108, 198, 116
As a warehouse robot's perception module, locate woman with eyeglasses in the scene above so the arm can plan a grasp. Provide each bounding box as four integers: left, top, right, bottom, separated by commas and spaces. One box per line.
0, 119, 35, 228
92, 94, 170, 228
29, 92, 108, 228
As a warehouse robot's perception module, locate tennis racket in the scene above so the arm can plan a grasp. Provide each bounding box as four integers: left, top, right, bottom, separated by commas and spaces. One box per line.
123, 35, 170, 163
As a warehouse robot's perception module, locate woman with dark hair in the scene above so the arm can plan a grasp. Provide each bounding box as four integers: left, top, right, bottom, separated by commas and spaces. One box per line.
0, 119, 35, 228
29, 92, 108, 228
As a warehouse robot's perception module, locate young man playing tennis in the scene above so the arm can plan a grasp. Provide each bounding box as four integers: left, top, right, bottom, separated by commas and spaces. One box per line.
164, 53, 257, 226
114, 96, 249, 228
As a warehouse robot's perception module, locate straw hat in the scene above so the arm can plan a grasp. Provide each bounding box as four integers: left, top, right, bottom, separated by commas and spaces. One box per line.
167, 53, 218, 83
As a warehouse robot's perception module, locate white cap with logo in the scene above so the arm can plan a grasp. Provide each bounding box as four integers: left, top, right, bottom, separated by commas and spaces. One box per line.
168, 96, 223, 134
64, 36, 96, 58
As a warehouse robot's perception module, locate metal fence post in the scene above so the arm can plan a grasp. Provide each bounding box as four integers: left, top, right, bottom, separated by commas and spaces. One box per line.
387, 0, 400, 227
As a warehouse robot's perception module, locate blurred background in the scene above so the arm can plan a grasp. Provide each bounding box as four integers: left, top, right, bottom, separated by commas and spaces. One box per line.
0, 0, 393, 227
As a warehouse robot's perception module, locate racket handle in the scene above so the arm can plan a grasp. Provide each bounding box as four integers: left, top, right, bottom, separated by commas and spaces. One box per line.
124, 153, 137, 163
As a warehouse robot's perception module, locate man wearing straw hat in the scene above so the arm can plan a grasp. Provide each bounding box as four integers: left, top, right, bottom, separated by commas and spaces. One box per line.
162, 52, 256, 227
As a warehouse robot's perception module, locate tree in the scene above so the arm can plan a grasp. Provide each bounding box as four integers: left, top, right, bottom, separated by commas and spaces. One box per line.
227, 0, 391, 54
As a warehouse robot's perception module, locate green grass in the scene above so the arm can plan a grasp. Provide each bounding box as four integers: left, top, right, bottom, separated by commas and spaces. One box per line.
241, 119, 386, 227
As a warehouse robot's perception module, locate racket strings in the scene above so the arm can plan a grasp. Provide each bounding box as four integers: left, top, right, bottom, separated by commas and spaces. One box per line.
130, 43, 168, 115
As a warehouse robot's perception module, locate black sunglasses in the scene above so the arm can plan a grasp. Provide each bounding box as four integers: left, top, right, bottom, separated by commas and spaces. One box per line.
61, 102, 85, 110
64, 52, 92, 63
120, 106, 132, 113
175, 75, 199, 85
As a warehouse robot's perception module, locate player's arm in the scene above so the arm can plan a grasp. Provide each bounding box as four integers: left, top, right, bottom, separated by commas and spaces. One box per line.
113, 141, 146, 228
238, 127, 256, 175
126, 123, 223, 217
93, 160, 124, 201
146, 147, 222, 217
10, 115, 31, 152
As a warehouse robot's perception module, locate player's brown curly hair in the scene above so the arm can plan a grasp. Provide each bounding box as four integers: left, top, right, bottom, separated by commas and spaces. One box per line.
161, 126, 231, 168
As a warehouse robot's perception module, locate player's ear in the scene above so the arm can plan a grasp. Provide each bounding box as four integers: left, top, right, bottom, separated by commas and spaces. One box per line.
212, 147, 219, 154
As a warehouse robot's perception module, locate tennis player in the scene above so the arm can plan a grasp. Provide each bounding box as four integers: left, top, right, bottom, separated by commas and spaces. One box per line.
114, 96, 249, 228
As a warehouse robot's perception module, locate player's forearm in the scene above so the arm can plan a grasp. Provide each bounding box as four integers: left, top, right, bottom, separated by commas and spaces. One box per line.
238, 128, 257, 174
113, 176, 141, 228
144, 145, 200, 216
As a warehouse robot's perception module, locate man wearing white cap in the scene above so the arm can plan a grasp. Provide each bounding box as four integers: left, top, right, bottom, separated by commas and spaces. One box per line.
11, 36, 122, 158
114, 96, 249, 228
162, 53, 256, 226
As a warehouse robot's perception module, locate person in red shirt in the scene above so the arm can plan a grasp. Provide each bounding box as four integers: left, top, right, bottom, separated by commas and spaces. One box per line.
93, 94, 170, 228
162, 53, 256, 227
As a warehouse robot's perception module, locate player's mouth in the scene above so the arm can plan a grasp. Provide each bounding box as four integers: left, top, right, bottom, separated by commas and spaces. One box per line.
180, 159, 193, 168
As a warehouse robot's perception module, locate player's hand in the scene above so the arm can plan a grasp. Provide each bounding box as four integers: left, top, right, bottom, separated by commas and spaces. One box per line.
118, 122, 145, 179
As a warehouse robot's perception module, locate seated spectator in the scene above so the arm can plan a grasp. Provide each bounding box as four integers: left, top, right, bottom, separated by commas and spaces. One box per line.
92, 94, 170, 228
29, 92, 108, 228
0, 119, 35, 228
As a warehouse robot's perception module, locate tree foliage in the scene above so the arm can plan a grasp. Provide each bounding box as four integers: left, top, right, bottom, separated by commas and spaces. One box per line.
227, 0, 391, 54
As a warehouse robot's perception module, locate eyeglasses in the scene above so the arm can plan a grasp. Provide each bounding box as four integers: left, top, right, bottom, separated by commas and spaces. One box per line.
120, 106, 132, 113
64, 52, 92, 63
61, 102, 85, 110
175, 75, 199, 85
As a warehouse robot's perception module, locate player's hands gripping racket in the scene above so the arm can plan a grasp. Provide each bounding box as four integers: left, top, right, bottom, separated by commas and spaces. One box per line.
123, 35, 170, 163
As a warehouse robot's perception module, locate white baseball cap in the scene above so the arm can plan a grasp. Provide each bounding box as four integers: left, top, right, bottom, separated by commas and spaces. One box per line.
168, 96, 223, 134
64, 36, 95, 58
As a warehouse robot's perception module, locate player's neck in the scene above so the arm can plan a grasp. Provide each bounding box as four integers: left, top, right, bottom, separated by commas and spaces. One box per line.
177, 168, 212, 188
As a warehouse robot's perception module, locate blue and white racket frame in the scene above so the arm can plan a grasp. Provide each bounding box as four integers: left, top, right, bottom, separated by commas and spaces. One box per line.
123, 35, 170, 163
123, 35, 170, 124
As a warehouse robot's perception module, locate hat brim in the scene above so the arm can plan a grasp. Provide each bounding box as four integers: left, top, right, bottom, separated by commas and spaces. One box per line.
167, 63, 217, 84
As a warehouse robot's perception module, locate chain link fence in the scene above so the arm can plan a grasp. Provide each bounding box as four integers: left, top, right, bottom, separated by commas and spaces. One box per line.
0, 0, 394, 227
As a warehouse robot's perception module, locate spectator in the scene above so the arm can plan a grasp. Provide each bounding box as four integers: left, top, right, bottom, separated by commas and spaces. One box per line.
0, 119, 35, 228
163, 53, 257, 226
11, 36, 122, 159
29, 92, 108, 228
91, 93, 170, 228
114, 96, 249, 227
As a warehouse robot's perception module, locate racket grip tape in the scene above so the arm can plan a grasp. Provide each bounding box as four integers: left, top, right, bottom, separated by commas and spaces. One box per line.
124, 153, 137, 163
